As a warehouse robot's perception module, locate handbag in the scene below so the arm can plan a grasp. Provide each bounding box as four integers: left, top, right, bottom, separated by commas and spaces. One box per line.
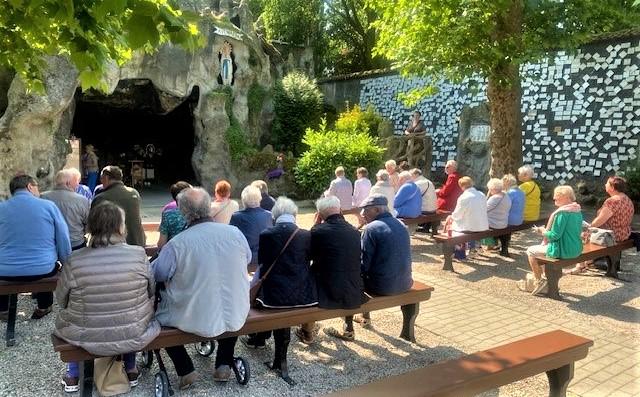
589, 227, 615, 247
94, 356, 130, 396
249, 228, 300, 308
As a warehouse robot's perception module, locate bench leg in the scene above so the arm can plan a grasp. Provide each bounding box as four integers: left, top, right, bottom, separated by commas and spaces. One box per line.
442, 244, 454, 272
268, 328, 295, 386
604, 252, 621, 278
400, 303, 419, 343
79, 359, 94, 397
546, 362, 574, 397
544, 264, 562, 300
6, 294, 17, 347
498, 234, 511, 257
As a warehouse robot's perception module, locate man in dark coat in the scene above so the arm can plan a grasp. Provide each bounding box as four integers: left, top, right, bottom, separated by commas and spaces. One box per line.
296, 196, 366, 343
91, 166, 145, 247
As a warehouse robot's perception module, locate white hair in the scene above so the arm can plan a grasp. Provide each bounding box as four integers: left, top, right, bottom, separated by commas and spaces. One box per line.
486, 178, 503, 193
54, 169, 73, 187
502, 174, 517, 189
316, 196, 341, 218
272, 196, 298, 220
410, 168, 422, 177
446, 160, 458, 170
66, 167, 82, 181
518, 165, 535, 179
241, 185, 262, 208
399, 171, 413, 183
385, 159, 396, 169
554, 185, 576, 201
178, 187, 212, 224
376, 169, 389, 181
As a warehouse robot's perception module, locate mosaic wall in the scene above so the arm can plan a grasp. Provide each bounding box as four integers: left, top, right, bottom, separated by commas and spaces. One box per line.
358, 37, 640, 183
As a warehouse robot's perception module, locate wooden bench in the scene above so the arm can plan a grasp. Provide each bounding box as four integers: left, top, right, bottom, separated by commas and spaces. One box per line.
399, 210, 450, 227
0, 276, 58, 346
536, 239, 634, 300
323, 330, 593, 397
433, 218, 547, 271
52, 281, 433, 395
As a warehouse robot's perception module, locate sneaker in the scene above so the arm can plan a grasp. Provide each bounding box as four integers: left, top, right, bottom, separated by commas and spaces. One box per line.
213, 365, 232, 382
0, 311, 8, 322
61, 376, 79, 393
127, 371, 139, 387
531, 278, 548, 296
241, 336, 266, 349
324, 327, 355, 342
353, 315, 372, 329
179, 371, 198, 390
31, 306, 52, 320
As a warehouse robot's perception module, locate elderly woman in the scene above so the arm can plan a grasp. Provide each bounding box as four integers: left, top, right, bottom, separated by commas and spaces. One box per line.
481, 178, 512, 249
230, 185, 273, 265
566, 176, 635, 274
503, 174, 525, 226
157, 181, 192, 249
369, 169, 395, 214
518, 165, 541, 222
242, 197, 317, 373
446, 176, 489, 234
385, 159, 401, 192
210, 180, 239, 224
520, 186, 583, 295
55, 201, 160, 392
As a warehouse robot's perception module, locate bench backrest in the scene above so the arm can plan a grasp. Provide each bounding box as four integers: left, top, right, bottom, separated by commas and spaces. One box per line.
324, 330, 592, 397
53, 280, 433, 362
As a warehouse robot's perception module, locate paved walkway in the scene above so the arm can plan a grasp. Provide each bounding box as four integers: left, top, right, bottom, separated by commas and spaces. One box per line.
411, 272, 639, 397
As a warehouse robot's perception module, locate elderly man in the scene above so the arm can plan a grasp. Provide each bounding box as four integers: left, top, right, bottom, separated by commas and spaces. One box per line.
91, 166, 145, 247
66, 168, 93, 201
230, 185, 273, 266
394, 171, 422, 218
251, 180, 276, 211
350, 195, 413, 329
0, 174, 71, 320
447, 176, 489, 233
152, 187, 251, 386
436, 160, 462, 212
325, 166, 353, 211
297, 196, 365, 344
42, 170, 90, 251
369, 170, 395, 213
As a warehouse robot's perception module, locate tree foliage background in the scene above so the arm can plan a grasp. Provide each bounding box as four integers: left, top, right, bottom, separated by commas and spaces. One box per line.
0, 0, 204, 92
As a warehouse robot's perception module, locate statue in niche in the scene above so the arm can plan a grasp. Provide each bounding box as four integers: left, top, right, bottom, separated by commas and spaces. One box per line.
219, 41, 234, 86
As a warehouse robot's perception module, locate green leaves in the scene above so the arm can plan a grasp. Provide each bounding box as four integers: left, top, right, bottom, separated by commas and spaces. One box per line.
0, 0, 204, 93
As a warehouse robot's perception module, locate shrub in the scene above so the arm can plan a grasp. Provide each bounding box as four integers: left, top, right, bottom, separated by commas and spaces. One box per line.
294, 120, 385, 198
621, 156, 640, 204
272, 71, 323, 155
335, 104, 384, 138
209, 87, 254, 161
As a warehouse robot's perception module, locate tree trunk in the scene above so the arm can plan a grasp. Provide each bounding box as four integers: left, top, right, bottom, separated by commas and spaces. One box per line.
487, 0, 523, 178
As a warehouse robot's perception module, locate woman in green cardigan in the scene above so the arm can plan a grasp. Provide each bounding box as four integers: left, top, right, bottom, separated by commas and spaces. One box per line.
520, 185, 583, 296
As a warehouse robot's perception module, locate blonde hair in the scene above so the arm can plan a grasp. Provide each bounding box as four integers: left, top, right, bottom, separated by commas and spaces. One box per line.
502, 174, 517, 189
458, 176, 473, 189
554, 185, 576, 202
335, 166, 345, 177
385, 160, 397, 170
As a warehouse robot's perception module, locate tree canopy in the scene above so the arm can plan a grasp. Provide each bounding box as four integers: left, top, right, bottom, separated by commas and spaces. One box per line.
0, 0, 204, 92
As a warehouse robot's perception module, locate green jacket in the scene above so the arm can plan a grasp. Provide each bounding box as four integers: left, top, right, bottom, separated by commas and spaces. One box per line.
92, 182, 146, 247
544, 211, 583, 259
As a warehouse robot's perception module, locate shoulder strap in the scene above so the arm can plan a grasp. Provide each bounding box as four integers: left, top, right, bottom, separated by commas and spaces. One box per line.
524, 182, 538, 197
259, 228, 300, 282
421, 181, 431, 197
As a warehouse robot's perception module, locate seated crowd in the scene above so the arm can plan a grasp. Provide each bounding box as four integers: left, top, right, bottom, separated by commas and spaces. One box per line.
0, 159, 634, 393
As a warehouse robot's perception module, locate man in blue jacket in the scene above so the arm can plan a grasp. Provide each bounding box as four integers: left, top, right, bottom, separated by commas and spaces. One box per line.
0, 174, 71, 320
354, 194, 413, 328
394, 171, 422, 218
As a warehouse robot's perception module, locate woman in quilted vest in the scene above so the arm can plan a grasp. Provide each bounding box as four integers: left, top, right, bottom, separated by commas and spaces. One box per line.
54, 201, 160, 393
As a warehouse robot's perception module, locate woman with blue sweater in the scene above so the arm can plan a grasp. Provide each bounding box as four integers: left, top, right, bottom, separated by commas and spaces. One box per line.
393, 171, 422, 218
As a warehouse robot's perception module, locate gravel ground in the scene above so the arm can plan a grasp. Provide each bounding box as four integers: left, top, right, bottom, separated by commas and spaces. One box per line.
0, 208, 637, 396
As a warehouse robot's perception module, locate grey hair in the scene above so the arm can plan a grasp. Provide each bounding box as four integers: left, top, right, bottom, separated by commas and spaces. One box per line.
241, 185, 262, 208
410, 168, 422, 177
376, 169, 390, 181
518, 165, 535, 178
66, 167, 82, 181
487, 178, 504, 193
272, 196, 298, 220
446, 160, 458, 170
178, 187, 212, 224
316, 196, 341, 218
251, 180, 268, 194
54, 169, 73, 187
399, 171, 412, 182
502, 174, 517, 189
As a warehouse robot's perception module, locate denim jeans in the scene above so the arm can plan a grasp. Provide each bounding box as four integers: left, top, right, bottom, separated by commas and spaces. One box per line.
67, 353, 136, 378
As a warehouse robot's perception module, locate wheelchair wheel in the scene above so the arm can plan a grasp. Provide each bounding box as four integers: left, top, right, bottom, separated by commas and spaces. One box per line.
194, 341, 215, 357
232, 357, 250, 385
140, 351, 154, 369
154, 371, 170, 397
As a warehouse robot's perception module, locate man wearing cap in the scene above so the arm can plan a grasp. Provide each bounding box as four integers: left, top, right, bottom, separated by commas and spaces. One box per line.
354, 194, 413, 329
91, 166, 145, 246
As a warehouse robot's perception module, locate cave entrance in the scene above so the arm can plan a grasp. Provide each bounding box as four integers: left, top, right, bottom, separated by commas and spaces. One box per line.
71, 79, 199, 189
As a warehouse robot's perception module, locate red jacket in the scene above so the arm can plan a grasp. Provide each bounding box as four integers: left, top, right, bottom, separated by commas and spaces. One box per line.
436, 172, 462, 211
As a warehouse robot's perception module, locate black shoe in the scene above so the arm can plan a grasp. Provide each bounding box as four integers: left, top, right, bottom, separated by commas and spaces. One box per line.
241, 336, 266, 349
31, 306, 52, 319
